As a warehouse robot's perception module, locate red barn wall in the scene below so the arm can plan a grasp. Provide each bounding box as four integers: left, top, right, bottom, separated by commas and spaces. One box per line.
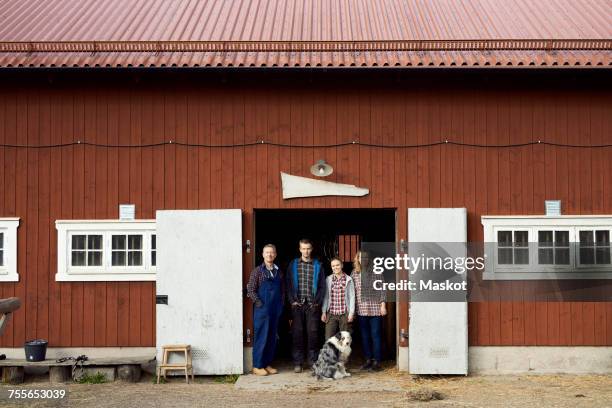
0, 71, 610, 348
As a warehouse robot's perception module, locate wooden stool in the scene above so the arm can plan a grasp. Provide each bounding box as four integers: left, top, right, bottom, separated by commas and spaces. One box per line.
157, 344, 194, 384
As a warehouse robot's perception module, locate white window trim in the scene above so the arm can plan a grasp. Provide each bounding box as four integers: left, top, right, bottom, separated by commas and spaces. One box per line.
482, 215, 612, 280
575, 227, 612, 271
0, 218, 20, 282
56, 220, 156, 282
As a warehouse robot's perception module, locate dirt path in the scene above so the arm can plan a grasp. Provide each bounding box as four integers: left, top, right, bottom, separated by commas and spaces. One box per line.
0, 371, 610, 407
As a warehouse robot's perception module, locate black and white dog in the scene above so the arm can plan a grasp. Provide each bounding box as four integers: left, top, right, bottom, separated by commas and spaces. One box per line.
312, 331, 352, 380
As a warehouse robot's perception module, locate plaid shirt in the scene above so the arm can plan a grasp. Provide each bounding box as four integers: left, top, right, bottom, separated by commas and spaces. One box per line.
353, 270, 385, 316
247, 263, 280, 304
297, 259, 314, 302
328, 273, 347, 315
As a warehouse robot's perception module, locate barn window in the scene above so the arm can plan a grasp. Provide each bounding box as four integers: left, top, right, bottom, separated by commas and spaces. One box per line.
496, 230, 529, 264
482, 216, 612, 280
111, 234, 143, 266
577, 229, 611, 265
537, 230, 570, 265
0, 218, 20, 282
56, 220, 156, 281
71, 234, 103, 266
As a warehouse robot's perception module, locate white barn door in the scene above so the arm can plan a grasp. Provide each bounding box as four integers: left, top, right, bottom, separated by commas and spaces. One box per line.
408, 208, 468, 375
156, 209, 243, 375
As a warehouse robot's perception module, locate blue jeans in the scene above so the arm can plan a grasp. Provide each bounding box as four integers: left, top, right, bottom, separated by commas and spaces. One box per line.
358, 315, 383, 362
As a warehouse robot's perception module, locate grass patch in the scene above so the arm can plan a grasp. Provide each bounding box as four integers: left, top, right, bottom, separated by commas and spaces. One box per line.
406, 388, 445, 402
153, 376, 167, 384
214, 374, 239, 384
77, 372, 108, 384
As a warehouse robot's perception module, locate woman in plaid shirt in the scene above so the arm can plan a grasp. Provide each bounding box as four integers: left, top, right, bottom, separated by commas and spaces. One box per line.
321, 256, 355, 340
353, 251, 387, 372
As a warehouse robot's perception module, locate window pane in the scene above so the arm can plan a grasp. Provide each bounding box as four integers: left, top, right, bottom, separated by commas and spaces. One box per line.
498, 248, 513, 264
0, 250, 3, 266
514, 248, 529, 264
595, 248, 611, 265
0, 232, 4, 248
580, 248, 595, 264
580, 231, 594, 247
555, 231, 569, 247
88, 251, 102, 266
498, 231, 513, 247
71, 251, 85, 266
538, 248, 553, 264
72, 235, 86, 250
112, 251, 126, 266
595, 231, 610, 247
128, 251, 142, 266
88, 235, 102, 250
151, 234, 157, 267
128, 235, 142, 250
555, 248, 570, 265
514, 231, 529, 247
112, 235, 126, 250
538, 231, 553, 247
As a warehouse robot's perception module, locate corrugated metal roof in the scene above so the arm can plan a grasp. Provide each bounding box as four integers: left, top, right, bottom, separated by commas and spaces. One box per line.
0, 0, 610, 68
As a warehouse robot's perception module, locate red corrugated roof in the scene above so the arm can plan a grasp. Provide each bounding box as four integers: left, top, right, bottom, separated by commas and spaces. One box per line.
0, 0, 610, 68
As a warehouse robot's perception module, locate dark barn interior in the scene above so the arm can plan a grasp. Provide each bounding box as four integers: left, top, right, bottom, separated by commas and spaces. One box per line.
254, 208, 397, 363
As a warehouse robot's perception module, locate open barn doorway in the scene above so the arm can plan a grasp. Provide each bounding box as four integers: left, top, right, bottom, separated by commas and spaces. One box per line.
254, 208, 397, 367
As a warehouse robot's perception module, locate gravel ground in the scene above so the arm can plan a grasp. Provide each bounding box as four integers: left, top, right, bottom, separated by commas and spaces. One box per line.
0, 370, 610, 408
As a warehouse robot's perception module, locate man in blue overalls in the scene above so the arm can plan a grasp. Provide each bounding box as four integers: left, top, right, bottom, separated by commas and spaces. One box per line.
247, 244, 284, 376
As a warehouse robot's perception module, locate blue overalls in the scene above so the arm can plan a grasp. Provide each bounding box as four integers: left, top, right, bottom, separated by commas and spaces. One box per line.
252, 264, 283, 369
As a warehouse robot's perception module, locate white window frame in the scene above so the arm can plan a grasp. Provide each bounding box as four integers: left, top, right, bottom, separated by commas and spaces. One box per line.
0, 218, 20, 282
108, 233, 147, 271
533, 228, 574, 272
151, 233, 157, 267
482, 215, 612, 280
493, 228, 532, 272
56, 220, 156, 281
575, 227, 612, 270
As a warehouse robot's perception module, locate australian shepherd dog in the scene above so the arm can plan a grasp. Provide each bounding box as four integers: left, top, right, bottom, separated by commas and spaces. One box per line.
312, 331, 352, 380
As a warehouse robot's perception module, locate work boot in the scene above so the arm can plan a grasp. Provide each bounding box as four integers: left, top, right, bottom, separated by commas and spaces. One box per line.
370, 360, 382, 372
360, 359, 373, 371
252, 367, 268, 376
294, 365, 303, 373
265, 366, 278, 375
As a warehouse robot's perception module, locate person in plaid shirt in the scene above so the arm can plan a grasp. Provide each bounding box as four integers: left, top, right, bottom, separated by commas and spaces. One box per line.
353, 250, 387, 372
246, 244, 284, 376
286, 239, 326, 373
322, 256, 355, 340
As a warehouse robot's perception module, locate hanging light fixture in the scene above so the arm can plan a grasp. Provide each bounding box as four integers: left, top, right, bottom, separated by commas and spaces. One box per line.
310, 159, 333, 177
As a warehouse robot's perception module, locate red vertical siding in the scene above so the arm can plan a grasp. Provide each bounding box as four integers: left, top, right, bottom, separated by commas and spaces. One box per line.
0, 75, 610, 347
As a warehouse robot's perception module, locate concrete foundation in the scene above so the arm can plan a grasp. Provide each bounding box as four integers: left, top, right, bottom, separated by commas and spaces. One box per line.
6, 346, 608, 376
398, 346, 409, 372
243, 346, 253, 373
400, 346, 612, 374
0, 347, 155, 360
469, 346, 612, 374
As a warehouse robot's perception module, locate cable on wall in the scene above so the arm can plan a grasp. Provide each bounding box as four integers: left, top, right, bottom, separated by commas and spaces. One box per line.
0, 139, 610, 149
